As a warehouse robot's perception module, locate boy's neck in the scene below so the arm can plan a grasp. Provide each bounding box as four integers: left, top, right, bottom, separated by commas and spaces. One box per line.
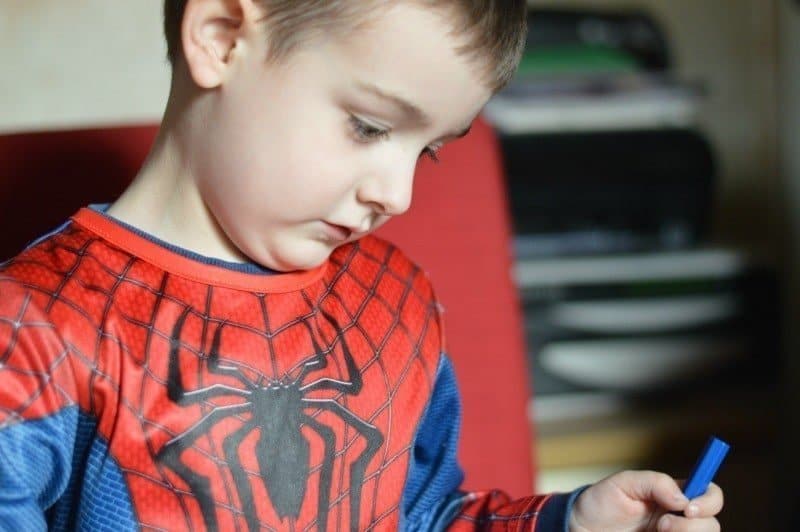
107, 112, 249, 265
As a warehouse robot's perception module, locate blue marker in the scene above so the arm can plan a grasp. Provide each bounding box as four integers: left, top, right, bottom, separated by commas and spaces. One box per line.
683, 436, 730, 500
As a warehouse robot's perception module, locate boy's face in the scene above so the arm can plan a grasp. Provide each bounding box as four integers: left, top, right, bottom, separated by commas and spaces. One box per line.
186, 2, 491, 271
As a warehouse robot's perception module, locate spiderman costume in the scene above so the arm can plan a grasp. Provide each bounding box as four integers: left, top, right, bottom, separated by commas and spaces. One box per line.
0, 206, 578, 531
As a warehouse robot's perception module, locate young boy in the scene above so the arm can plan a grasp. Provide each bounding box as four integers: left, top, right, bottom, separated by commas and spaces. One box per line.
0, 1, 723, 530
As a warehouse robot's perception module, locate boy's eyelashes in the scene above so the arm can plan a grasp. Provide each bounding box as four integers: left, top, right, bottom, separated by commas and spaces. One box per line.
348, 115, 441, 164
349, 115, 389, 142
422, 144, 441, 164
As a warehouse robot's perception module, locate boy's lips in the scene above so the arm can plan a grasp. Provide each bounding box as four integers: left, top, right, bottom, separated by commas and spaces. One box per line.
322, 221, 355, 241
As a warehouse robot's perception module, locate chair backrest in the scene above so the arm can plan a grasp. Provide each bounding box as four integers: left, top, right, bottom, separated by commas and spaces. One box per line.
0, 118, 535, 496
0, 125, 156, 257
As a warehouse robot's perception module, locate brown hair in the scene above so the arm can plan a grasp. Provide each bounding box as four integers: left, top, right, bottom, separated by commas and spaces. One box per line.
164, 0, 527, 92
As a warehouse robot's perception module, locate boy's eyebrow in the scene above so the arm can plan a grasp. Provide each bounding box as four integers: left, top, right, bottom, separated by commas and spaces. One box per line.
356, 81, 473, 139
356, 82, 431, 126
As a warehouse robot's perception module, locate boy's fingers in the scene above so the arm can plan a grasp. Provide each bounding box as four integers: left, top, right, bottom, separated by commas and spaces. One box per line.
616, 471, 688, 512
684, 482, 724, 518
657, 514, 721, 532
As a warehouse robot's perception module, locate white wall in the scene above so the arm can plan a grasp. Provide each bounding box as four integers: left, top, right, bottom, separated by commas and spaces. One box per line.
0, 1, 169, 133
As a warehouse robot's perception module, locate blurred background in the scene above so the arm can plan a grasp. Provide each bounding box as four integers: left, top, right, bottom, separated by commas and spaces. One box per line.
0, 1, 798, 530
498, 2, 798, 531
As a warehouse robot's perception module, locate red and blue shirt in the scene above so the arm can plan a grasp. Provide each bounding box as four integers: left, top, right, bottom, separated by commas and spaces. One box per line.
0, 207, 577, 531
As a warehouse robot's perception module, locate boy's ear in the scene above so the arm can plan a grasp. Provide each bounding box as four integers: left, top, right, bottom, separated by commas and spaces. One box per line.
181, 0, 260, 88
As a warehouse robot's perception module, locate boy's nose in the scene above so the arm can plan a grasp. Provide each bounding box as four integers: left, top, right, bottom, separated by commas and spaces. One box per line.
357, 159, 416, 217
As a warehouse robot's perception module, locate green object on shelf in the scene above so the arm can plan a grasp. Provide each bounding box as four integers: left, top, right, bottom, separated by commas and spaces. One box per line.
517, 45, 639, 76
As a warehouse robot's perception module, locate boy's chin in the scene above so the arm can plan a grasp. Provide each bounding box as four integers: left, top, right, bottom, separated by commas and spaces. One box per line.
258, 239, 344, 273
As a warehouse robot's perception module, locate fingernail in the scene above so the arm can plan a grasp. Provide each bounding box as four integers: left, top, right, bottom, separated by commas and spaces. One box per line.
686, 503, 700, 517
659, 515, 672, 531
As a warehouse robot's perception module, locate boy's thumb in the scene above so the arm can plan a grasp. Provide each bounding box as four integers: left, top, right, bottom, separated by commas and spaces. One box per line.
618, 470, 689, 511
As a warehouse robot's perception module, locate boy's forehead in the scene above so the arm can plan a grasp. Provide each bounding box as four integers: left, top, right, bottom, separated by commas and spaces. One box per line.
327, 3, 490, 128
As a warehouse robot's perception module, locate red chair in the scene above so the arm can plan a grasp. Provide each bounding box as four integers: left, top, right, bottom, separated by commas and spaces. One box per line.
376, 118, 535, 496
0, 117, 535, 497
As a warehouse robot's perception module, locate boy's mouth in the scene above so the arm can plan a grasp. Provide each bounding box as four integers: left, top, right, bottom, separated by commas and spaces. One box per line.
322, 221, 354, 242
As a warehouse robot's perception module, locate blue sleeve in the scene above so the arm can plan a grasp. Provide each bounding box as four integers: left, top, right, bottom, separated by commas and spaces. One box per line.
400, 354, 467, 530
401, 354, 586, 531
0, 408, 79, 530
0, 287, 79, 530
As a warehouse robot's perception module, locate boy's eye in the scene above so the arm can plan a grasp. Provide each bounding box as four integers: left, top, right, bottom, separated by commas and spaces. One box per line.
349, 115, 390, 143
349, 114, 441, 164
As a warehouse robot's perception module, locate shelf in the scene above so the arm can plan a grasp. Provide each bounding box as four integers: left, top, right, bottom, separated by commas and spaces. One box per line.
534, 387, 776, 469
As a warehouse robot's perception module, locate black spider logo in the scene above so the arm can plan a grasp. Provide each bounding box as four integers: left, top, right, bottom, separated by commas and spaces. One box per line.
157, 307, 384, 532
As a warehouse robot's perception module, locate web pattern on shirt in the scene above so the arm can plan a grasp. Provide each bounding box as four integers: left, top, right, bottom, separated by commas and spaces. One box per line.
0, 223, 441, 531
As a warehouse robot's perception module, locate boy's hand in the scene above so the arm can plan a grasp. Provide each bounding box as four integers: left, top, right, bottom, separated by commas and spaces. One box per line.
568, 470, 723, 532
